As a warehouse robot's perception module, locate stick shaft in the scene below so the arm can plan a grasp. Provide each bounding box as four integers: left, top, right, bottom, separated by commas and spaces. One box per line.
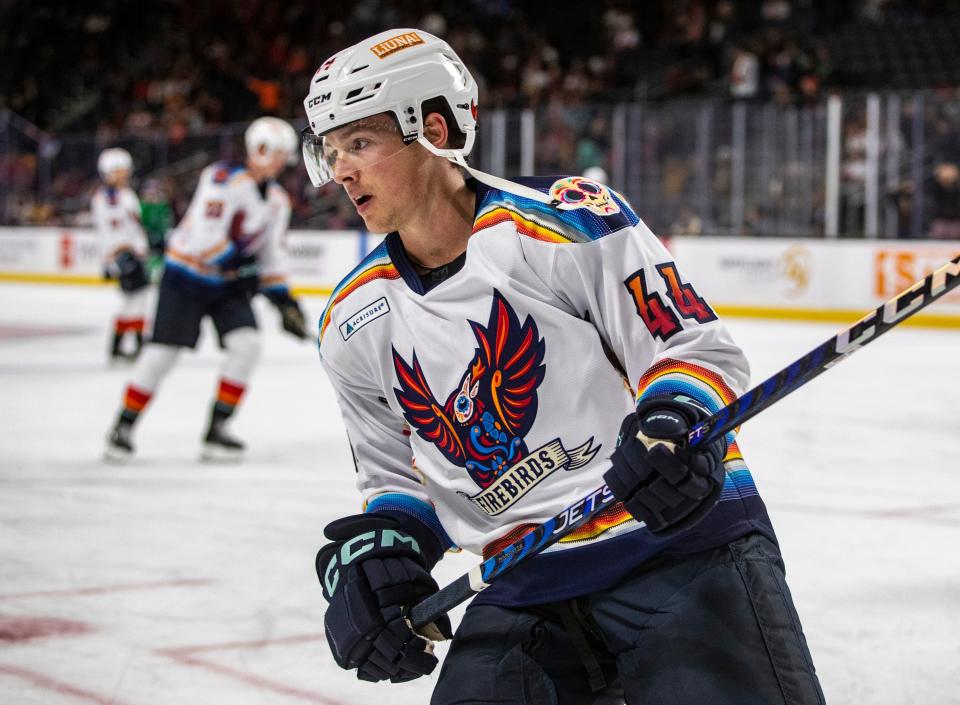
688, 253, 960, 449
410, 255, 960, 629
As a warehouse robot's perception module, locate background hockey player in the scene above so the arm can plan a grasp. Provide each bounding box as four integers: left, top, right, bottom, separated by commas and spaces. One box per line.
91, 148, 150, 362
139, 176, 173, 281
105, 117, 309, 462
303, 29, 825, 704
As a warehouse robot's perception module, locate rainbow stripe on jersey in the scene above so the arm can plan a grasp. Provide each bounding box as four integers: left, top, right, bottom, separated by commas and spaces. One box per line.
473, 178, 639, 244
637, 357, 757, 500
318, 241, 400, 343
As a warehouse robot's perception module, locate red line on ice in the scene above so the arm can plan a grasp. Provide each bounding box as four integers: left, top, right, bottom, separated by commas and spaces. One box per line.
0, 578, 215, 601
0, 663, 139, 705
0, 615, 92, 642
0, 325, 90, 340
158, 634, 350, 705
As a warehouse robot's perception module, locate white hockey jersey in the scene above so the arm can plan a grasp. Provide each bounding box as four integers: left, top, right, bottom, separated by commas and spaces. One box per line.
166, 161, 291, 290
319, 176, 774, 606
91, 185, 147, 266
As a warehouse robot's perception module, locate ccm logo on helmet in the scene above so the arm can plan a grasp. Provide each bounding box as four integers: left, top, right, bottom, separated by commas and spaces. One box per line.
308, 92, 332, 108
370, 31, 424, 59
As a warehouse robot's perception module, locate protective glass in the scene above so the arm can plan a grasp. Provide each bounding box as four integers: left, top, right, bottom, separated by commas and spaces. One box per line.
301, 126, 416, 187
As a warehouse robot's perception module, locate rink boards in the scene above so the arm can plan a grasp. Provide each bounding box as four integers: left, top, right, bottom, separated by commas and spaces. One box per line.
1, 227, 959, 327
666, 236, 960, 328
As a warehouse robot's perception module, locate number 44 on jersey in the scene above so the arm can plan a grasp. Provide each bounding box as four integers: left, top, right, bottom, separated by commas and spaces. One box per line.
624, 263, 717, 341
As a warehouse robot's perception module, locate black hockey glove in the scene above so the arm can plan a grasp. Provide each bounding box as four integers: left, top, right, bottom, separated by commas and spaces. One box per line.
604, 397, 727, 536
231, 254, 260, 299
316, 514, 452, 683
264, 289, 308, 340
279, 299, 308, 339
114, 251, 148, 292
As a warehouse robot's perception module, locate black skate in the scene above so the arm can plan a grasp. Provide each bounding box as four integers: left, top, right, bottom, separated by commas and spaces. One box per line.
130, 332, 143, 360
109, 334, 128, 365
110, 351, 136, 365
104, 422, 135, 463
109, 333, 139, 364
201, 422, 245, 462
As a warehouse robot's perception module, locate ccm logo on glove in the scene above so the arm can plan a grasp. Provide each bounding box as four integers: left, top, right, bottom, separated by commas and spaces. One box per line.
315, 514, 451, 683
321, 528, 420, 594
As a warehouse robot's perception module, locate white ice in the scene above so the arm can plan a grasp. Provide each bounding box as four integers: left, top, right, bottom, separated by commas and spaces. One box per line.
1, 282, 958, 705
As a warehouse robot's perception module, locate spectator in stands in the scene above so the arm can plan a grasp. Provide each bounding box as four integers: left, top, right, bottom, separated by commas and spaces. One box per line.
576, 114, 611, 174
840, 112, 868, 235
730, 44, 760, 100
884, 180, 915, 239
928, 162, 960, 240
670, 205, 705, 236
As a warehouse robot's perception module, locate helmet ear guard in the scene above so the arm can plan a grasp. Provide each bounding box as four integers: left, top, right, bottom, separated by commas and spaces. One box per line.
395, 99, 420, 141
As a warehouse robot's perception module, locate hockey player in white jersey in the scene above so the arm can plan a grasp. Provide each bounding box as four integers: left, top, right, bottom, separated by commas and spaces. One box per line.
303, 30, 824, 704
92, 148, 150, 361
104, 117, 309, 462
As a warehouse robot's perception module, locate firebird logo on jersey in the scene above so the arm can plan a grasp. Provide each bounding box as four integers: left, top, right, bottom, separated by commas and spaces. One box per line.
549, 176, 621, 216
392, 290, 599, 516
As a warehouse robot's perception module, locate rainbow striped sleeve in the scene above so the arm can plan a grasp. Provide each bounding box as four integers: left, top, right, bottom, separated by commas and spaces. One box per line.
563, 359, 753, 543
635, 358, 749, 487
365, 492, 455, 549
636, 357, 736, 416
318, 242, 400, 344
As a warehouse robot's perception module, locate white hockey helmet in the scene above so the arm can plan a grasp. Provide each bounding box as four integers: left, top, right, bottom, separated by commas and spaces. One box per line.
97, 148, 133, 180
582, 166, 609, 184
245, 117, 299, 168
301, 28, 478, 186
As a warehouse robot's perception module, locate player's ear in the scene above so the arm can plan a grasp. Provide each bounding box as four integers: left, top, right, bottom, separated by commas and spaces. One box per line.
422, 112, 449, 150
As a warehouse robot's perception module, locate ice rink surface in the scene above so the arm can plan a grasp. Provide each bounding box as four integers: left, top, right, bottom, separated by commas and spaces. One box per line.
1, 282, 958, 705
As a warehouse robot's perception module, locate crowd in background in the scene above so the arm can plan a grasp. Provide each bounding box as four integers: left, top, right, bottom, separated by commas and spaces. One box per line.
1, 0, 959, 237
2, 0, 851, 135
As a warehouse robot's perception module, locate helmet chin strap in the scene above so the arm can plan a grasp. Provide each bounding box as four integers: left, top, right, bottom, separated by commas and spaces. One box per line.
415, 136, 559, 207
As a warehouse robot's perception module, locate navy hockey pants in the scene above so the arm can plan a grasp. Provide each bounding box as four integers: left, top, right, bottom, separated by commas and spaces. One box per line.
150, 268, 257, 349
430, 533, 825, 705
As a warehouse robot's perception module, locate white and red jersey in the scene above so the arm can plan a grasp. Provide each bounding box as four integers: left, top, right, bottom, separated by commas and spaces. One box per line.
318, 175, 774, 606
165, 161, 291, 290
91, 185, 147, 266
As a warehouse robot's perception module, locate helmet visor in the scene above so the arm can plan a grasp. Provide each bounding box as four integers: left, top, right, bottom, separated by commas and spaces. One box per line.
301, 118, 415, 187
301, 128, 333, 186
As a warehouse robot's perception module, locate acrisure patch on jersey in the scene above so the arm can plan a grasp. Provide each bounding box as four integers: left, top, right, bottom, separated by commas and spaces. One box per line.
549, 176, 621, 216
340, 297, 390, 340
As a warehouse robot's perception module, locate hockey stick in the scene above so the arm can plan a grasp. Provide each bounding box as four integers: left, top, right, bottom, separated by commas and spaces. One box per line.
409, 253, 960, 630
